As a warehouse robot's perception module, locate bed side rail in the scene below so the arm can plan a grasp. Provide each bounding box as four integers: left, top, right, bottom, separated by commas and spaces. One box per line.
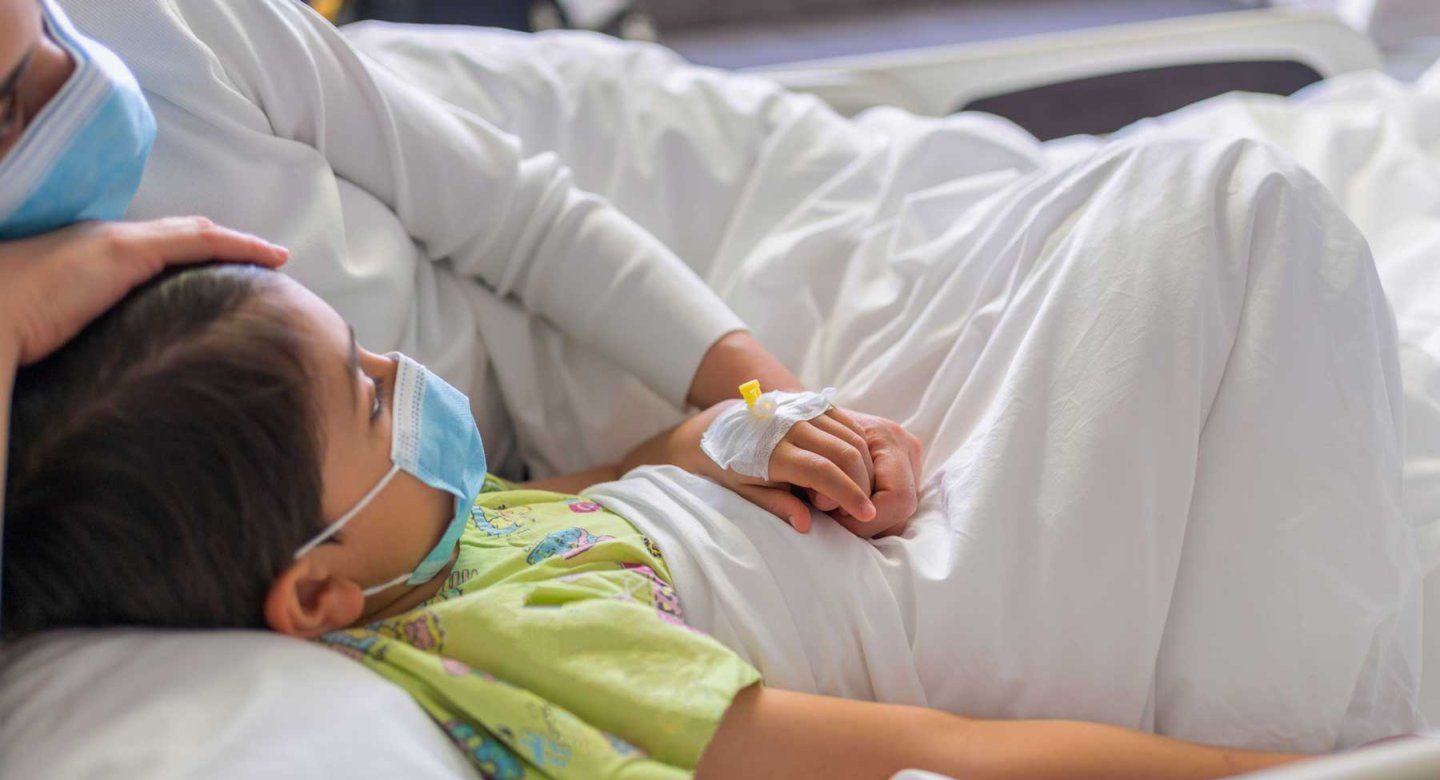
749, 8, 1382, 136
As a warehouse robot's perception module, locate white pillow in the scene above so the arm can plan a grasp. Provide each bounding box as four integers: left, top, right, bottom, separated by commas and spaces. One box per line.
0, 629, 478, 779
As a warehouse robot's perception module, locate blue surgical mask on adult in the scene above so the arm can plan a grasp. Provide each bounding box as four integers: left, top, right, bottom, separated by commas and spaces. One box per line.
0, 0, 156, 240
294, 353, 488, 597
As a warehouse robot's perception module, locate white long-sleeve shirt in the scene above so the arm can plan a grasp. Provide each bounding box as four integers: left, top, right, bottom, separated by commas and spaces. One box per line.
58, 0, 744, 474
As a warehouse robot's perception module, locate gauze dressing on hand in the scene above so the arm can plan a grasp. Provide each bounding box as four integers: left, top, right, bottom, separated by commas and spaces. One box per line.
701, 385, 837, 479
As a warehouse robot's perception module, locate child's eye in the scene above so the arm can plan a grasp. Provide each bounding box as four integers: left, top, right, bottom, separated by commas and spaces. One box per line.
369, 375, 385, 421
0, 99, 20, 143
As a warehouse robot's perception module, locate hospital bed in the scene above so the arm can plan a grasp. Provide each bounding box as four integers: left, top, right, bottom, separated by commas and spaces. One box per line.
893, 737, 1440, 780
751, 7, 1384, 138
2, 8, 1439, 780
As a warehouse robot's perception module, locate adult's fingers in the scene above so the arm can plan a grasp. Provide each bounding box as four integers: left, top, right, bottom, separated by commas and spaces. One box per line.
832, 504, 912, 539
769, 442, 875, 523
784, 421, 873, 514
868, 436, 919, 532
878, 520, 910, 538
1, 219, 289, 367
901, 426, 923, 476
122, 217, 288, 269
733, 483, 813, 533
831, 509, 910, 539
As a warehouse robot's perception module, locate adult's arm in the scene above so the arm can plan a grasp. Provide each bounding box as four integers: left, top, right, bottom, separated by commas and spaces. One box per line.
687, 331, 804, 408
697, 685, 1301, 780
156, 0, 747, 408
87, 0, 931, 530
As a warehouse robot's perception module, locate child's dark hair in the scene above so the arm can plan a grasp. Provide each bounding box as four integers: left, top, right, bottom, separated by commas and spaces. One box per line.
2, 264, 324, 639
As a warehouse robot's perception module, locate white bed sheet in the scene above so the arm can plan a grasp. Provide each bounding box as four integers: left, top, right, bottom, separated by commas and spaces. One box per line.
3, 24, 1440, 778
581, 116, 1419, 752
361, 23, 1423, 748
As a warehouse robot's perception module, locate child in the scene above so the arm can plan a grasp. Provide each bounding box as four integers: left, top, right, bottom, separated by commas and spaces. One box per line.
2, 263, 1304, 778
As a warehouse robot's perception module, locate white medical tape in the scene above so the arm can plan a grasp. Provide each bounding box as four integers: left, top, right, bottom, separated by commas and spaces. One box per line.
700, 388, 837, 480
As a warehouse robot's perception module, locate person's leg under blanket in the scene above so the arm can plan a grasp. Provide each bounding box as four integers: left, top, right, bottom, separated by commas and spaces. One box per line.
824, 135, 1422, 751
577, 134, 1417, 749
1149, 161, 1423, 748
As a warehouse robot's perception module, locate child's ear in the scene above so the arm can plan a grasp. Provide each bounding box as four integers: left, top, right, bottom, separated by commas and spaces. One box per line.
264, 557, 365, 638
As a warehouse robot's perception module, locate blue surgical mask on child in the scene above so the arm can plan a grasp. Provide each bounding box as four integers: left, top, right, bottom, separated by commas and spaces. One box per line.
293, 353, 488, 597
0, 0, 157, 240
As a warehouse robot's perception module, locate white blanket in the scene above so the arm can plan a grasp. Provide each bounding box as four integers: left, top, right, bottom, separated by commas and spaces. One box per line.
352, 26, 1423, 752
585, 135, 1421, 752
1102, 69, 1440, 538
4, 25, 1435, 779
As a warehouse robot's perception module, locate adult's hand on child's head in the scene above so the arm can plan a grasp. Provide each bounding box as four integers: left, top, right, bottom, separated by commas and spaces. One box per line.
0, 218, 287, 365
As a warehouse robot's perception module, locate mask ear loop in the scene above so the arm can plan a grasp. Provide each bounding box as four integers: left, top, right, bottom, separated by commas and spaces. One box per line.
293, 464, 401, 560
360, 572, 411, 597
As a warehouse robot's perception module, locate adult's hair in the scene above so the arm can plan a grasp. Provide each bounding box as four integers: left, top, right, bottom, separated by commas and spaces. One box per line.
2, 264, 323, 638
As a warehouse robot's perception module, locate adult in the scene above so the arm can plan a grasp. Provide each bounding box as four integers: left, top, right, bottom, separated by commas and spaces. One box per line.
39, 0, 923, 535
0, 0, 288, 549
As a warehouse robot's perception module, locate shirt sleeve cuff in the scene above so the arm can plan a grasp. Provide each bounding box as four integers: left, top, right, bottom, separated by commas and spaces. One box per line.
591, 279, 747, 408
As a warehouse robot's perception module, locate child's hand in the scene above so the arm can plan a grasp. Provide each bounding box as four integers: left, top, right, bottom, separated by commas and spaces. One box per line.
744, 408, 923, 538
680, 401, 877, 533
624, 401, 923, 536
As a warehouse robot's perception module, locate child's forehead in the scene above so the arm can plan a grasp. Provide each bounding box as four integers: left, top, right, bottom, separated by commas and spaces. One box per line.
266, 275, 355, 377
266, 277, 369, 435
271, 275, 346, 340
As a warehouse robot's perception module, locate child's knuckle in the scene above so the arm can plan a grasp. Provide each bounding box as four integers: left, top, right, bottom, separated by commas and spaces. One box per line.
97, 226, 133, 257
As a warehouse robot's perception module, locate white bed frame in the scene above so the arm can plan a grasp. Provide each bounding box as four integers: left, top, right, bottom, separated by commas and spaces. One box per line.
745, 8, 1439, 779
748, 8, 1382, 119
889, 735, 1440, 780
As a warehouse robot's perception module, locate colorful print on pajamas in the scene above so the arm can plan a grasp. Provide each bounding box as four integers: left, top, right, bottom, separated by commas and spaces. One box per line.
319, 476, 761, 779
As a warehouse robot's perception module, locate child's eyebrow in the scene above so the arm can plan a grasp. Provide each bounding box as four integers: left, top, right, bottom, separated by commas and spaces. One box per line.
346, 325, 359, 409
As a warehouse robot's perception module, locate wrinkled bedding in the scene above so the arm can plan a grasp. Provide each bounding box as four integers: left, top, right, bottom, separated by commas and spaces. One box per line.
5, 22, 1440, 778
354, 25, 1427, 751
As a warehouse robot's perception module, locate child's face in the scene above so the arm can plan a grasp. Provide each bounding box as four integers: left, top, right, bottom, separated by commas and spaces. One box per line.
264, 276, 458, 636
